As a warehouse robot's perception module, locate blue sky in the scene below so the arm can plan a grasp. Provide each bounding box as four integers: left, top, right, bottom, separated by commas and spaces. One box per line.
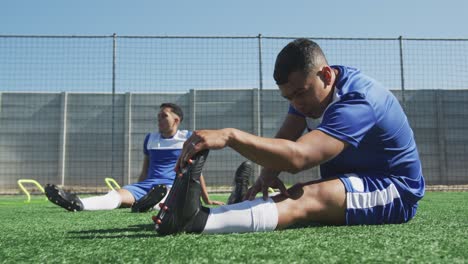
1, 0, 468, 38
1, 0, 467, 92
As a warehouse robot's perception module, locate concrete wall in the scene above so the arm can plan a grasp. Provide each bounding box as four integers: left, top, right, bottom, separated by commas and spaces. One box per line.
0, 89, 467, 193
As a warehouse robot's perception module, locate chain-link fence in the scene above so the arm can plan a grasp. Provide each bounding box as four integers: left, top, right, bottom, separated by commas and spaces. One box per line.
1, 35, 467, 193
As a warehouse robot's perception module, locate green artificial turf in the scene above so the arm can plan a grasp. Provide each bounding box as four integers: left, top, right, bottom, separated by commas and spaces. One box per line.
0, 192, 467, 263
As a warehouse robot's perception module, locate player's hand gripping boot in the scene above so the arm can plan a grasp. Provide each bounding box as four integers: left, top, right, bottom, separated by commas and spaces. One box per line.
153, 149, 210, 236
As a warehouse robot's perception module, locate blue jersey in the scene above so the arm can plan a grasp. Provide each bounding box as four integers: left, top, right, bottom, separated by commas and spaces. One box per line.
143, 130, 192, 185
289, 65, 425, 205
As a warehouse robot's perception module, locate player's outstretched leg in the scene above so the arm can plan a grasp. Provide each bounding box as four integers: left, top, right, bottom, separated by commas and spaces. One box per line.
131, 185, 167, 213
44, 184, 84, 212
153, 149, 210, 236
227, 161, 253, 204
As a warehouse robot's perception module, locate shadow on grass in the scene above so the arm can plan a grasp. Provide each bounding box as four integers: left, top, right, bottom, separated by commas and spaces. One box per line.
68, 221, 328, 240
286, 222, 323, 230
68, 224, 158, 239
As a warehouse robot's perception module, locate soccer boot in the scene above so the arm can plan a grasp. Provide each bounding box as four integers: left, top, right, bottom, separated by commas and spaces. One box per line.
131, 185, 167, 213
153, 149, 210, 236
44, 184, 84, 212
227, 161, 253, 204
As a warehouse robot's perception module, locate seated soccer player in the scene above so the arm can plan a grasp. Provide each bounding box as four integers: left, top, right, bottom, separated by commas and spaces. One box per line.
45, 103, 223, 212
153, 39, 425, 235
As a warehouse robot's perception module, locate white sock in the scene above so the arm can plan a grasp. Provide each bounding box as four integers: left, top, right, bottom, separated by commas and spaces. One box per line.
202, 198, 278, 234
80, 190, 122, 211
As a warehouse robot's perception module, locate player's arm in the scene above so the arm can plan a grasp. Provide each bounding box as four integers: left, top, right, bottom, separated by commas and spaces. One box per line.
252, 113, 307, 198
227, 128, 348, 173
200, 174, 225, 205
137, 155, 150, 182
259, 113, 307, 177
180, 128, 347, 175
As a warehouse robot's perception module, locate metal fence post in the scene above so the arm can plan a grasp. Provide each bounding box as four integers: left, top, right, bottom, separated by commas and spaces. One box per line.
190, 89, 197, 130
111, 33, 117, 180
255, 34, 264, 179
124, 92, 132, 185
398, 36, 407, 110
58, 92, 68, 186
257, 34, 264, 137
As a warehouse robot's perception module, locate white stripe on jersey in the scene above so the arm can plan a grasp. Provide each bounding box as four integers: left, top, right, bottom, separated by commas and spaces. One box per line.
146, 130, 190, 150
345, 173, 364, 192
347, 180, 401, 209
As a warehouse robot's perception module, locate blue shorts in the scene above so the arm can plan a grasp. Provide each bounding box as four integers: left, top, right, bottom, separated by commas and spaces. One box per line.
122, 179, 172, 201
337, 173, 419, 225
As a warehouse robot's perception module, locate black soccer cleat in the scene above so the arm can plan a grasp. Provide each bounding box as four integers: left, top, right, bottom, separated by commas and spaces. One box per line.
131, 185, 167, 213
44, 184, 84, 212
153, 149, 210, 236
227, 161, 253, 205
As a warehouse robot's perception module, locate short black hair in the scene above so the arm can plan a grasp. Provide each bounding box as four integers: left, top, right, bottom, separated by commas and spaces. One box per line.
273, 38, 328, 85
160, 103, 184, 122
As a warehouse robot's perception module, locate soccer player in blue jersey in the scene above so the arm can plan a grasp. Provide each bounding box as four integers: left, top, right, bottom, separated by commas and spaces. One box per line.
45, 103, 223, 212
158, 38, 425, 234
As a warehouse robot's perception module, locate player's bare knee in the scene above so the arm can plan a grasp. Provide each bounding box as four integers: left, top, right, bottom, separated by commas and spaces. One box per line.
301, 183, 321, 200
287, 184, 320, 218
273, 183, 305, 203
301, 183, 331, 213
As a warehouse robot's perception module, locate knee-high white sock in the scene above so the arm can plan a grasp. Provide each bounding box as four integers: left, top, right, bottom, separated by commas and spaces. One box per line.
80, 190, 122, 211
202, 198, 278, 234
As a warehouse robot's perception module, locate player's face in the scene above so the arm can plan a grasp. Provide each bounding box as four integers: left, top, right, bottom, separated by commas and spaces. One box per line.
279, 69, 330, 119
157, 107, 179, 134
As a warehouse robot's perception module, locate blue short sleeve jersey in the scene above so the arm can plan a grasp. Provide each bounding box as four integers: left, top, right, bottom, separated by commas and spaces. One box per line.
289, 65, 425, 205
142, 130, 192, 186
